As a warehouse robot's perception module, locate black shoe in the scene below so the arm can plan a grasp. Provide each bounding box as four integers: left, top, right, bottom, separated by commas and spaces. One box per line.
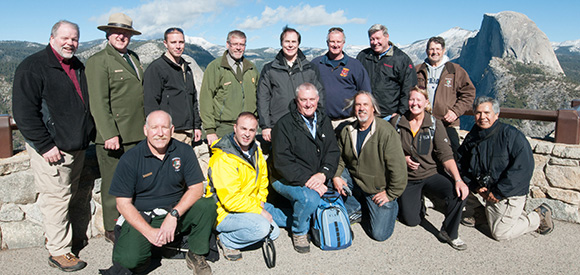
104, 230, 115, 244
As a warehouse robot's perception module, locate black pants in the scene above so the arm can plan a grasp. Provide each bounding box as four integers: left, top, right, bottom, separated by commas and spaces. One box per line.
445, 127, 460, 160
398, 173, 466, 239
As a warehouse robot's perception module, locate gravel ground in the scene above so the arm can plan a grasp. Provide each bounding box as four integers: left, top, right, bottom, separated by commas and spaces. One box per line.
1, 208, 578, 274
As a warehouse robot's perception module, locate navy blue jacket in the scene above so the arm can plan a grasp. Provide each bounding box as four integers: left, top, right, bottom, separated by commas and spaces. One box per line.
457, 121, 534, 200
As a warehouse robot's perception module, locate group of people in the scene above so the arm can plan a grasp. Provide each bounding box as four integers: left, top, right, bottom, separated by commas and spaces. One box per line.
12, 12, 555, 274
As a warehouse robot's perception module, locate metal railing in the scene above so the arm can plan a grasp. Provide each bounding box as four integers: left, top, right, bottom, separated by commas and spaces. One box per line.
1, 100, 580, 158
464, 99, 580, 144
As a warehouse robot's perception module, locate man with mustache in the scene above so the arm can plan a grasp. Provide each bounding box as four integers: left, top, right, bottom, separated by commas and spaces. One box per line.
108, 110, 217, 274
144, 27, 202, 146
457, 97, 554, 241
12, 20, 94, 272
332, 91, 407, 241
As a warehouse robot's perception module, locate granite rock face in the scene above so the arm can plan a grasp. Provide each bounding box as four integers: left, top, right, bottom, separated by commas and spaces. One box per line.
458, 11, 563, 80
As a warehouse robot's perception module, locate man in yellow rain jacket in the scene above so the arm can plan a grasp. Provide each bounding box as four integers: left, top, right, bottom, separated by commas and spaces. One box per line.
206, 112, 286, 261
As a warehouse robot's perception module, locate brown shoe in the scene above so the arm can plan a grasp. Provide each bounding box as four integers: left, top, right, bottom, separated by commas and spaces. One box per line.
186, 251, 212, 275
534, 203, 554, 235
292, 234, 310, 254
217, 236, 242, 261
104, 230, 115, 244
48, 253, 87, 272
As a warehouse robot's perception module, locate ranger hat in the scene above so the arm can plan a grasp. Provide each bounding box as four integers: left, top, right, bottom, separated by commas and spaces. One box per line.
98, 13, 141, 35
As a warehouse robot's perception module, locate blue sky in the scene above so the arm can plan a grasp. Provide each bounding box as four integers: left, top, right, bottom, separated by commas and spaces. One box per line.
1, 0, 578, 48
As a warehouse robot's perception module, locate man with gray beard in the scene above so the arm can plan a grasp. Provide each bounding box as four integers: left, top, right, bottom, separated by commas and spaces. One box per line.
332, 91, 407, 241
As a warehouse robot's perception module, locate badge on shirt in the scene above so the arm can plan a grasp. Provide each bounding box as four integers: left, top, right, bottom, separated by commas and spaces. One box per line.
340, 68, 350, 77
444, 77, 453, 88
172, 157, 181, 172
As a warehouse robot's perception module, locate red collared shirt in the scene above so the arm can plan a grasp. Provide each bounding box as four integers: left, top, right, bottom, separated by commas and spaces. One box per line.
50, 46, 84, 103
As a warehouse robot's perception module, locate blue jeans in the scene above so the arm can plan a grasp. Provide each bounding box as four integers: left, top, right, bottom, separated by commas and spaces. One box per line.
340, 169, 362, 215
216, 202, 284, 250
272, 180, 320, 235
341, 169, 399, 241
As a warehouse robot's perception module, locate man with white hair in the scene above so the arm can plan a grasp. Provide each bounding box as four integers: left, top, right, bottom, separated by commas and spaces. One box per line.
270, 83, 339, 253
457, 96, 554, 241
109, 110, 217, 274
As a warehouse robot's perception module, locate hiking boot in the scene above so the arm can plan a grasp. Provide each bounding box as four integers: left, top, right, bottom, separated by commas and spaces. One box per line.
534, 203, 554, 235
461, 216, 476, 227
48, 253, 87, 272
438, 231, 467, 251
217, 236, 242, 261
292, 234, 310, 254
349, 210, 362, 224
186, 251, 212, 275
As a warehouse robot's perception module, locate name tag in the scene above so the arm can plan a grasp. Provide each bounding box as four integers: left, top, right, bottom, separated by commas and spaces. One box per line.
224, 81, 232, 86
114, 69, 124, 73
143, 172, 153, 178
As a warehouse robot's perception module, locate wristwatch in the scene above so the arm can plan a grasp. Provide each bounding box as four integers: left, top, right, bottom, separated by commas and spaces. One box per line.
170, 209, 180, 220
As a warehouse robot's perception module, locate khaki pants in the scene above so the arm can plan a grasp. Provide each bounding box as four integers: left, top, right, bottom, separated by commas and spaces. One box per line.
26, 144, 85, 256
172, 129, 194, 145
486, 195, 540, 241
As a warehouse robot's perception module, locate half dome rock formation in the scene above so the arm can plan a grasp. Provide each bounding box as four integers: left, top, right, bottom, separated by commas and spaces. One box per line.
458, 11, 564, 81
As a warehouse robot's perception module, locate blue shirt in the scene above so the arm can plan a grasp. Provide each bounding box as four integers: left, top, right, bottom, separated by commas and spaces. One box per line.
301, 112, 318, 139
312, 53, 372, 119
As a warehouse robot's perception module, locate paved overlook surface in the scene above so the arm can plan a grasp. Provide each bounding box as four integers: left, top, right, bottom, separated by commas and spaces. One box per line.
1, 209, 578, 274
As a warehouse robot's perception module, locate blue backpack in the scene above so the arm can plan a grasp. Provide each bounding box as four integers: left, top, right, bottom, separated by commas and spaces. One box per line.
310, 190, 352, 250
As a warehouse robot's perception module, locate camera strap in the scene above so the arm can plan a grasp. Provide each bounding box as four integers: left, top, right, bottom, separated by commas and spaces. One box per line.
262, 225, 276, 268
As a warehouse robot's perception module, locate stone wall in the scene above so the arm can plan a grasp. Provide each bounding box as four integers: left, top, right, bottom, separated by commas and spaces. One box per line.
526, 138, 580, 222
0, 139, 578, 250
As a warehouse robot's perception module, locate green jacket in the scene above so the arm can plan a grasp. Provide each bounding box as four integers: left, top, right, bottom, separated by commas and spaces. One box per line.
86, 43, 145, 144
335, 118, 407, 201
200, 51, 258, 135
